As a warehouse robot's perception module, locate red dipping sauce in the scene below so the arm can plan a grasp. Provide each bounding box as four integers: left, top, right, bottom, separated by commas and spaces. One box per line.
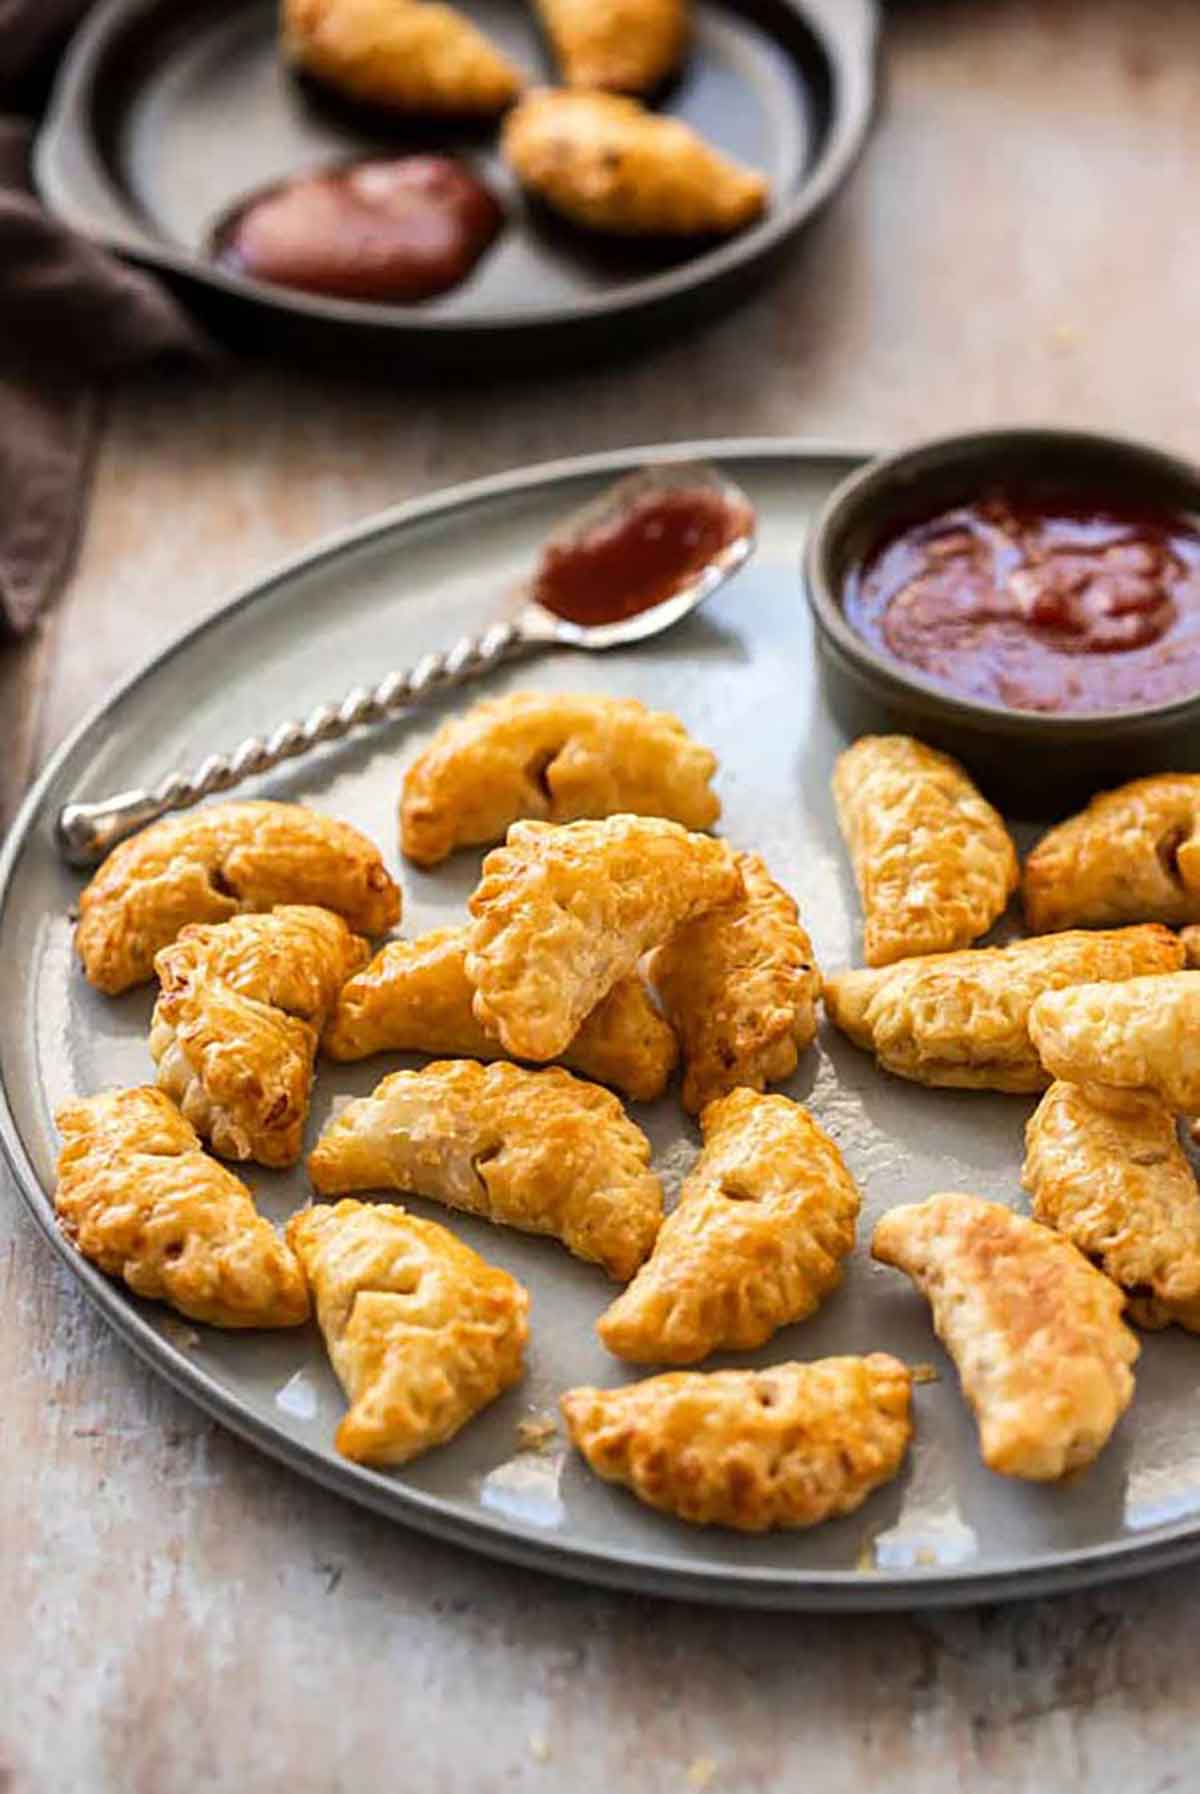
533, 487, 749, 627
843, 490, 1200, 713
212, 156, 503, 303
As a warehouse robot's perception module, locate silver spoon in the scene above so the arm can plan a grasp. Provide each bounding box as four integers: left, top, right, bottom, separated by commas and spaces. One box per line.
55, 461, 756, 867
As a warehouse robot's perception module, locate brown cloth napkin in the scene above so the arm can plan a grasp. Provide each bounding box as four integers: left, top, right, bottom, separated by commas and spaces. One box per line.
0, 0, 213, 636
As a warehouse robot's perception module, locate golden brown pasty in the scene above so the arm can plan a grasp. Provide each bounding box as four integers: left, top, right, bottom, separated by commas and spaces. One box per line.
401, 692, 719, 867
1023, 774, 1200, 933
532, 0, 687, 93
308, 1058, 662, 1279
323, 924, 677, 1102
281, 0, 522, 115
54, 1087, 309, 1328
872, 1193, 1138, 1480
150, 906, 370, 1168
466, 815, 740, 1061
1029, 969, 1200, 1113
648, 852, 819, 1113
561, 1355, 913, 1532
598, 1090, 858, 1364
76, 799, 400, 995
288, 1199, 529, 1466
502, 90, 767, 237
823, 924, 1184, 1093
833, 735, 1019, 966
1022, 1080, 1200, 1331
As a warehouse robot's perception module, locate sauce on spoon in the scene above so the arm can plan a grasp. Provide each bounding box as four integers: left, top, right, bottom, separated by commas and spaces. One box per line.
532, 486, 751, 626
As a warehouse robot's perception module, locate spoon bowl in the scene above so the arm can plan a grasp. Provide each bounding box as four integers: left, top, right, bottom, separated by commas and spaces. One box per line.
517, 462, 757, 649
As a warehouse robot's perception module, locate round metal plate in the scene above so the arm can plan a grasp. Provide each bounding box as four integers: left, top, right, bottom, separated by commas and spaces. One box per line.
6, 439, 1200, 1610
33, 0, 877, 367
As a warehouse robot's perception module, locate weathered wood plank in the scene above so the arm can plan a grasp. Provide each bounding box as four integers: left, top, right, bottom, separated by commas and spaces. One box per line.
0, 619, 56, 834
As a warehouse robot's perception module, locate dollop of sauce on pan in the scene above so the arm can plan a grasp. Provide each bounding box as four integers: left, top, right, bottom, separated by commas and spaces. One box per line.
533, 487, 749, 626
844, 490, 1200, 713
212, 156, 503, 303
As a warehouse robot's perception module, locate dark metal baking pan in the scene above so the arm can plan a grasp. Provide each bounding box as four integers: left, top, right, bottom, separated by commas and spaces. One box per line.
34, 0, 878, 370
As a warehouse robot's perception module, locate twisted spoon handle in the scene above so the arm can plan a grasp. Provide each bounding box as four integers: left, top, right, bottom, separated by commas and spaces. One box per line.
56, 618, 530, 866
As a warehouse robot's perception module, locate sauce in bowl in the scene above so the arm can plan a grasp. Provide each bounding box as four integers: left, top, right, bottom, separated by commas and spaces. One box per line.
212, 156, 504, 303
844, 490, 1200, 713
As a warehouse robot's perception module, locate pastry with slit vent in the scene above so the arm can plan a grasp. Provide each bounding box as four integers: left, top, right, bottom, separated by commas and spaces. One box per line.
561, 1355, 912, 1532
466, 814, 740, 1061
54, 1087, 308, 1328
150, 905, 369, 1168
649, 852, 819, 1113
289, 1199, 528, 1465
308, 1057, 662, 1280
401, 691, 718, 867
598, 1090, 858, 1364
1023, 774, 1200, 933
76, 799, 399, 995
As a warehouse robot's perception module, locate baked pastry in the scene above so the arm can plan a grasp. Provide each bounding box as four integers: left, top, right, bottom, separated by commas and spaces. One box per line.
288, 1200, 528, 1466
872, 1193, 1138, 1480
648, 852, 819, 1113
823, 924, 1183, 1093
150, 906, 369, 1168
323, 924, 677, 1102
502, 90, 767, 238
532, 0, 687, 93
1029, 969, 1200, 1113
281, 0, 522, 116
54, 1087, 308, 1328
308, 1058, 662, 1279
1022, 1080, 1200, 1331
401, 691, 719, 867
76, 799, 400, 995
1024, 775, 1200, 933
598, 1090, 858, 1363
833, 735, 1018, 966
466, 814, 741, 1061
561, 1355, 913, 1532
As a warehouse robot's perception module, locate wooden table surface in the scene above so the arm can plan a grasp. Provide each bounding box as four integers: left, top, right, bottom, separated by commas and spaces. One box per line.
7, 3, 1200, 1789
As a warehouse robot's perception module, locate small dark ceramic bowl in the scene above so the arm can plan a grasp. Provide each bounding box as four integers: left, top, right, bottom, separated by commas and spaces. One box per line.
803, 426, 1200, 818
